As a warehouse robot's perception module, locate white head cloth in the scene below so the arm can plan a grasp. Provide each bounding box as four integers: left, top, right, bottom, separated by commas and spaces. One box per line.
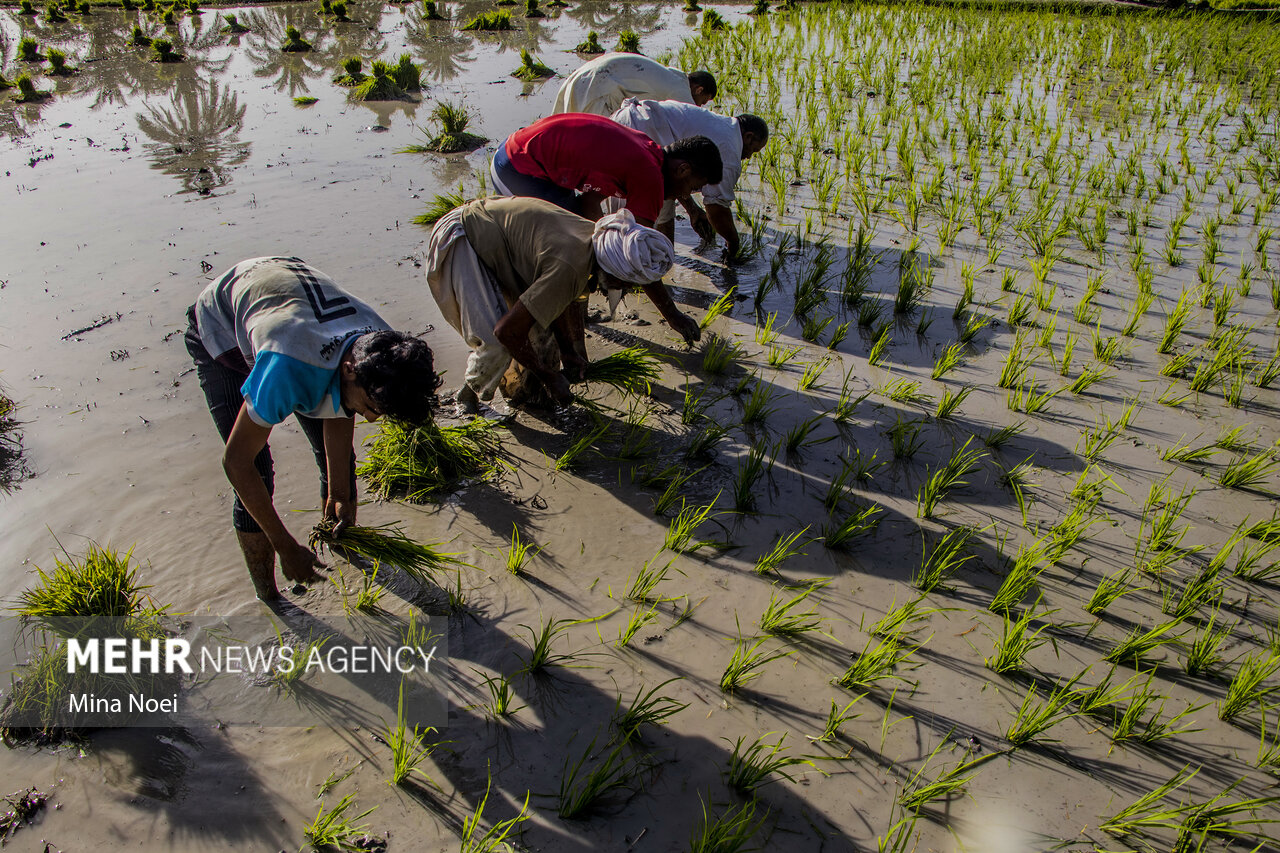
591, 209, 674, 286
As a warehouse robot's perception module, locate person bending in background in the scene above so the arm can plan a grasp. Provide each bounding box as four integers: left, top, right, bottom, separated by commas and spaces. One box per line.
611, 98, 769, 260
186, 257, 438, 601
425, 197, 673, 415
489, 112, 723, 344
553, 52, 716, 117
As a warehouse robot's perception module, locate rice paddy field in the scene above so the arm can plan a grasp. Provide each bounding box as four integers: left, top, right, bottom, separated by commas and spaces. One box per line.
2, 0, 1280, 850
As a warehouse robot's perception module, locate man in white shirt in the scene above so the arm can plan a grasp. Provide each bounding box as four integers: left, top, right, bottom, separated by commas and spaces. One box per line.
553, 53, 716, 117
611, 99, 768, 259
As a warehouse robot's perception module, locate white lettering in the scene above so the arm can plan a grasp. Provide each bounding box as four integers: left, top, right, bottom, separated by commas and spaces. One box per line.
166, 639, 193, 674
132, 638, 160, 672
67, 639, 98, 673
103, 638, 128, 674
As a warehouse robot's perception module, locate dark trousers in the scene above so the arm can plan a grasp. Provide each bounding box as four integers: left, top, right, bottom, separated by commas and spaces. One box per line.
492, 139, 581, 214
184, 307, 354, 533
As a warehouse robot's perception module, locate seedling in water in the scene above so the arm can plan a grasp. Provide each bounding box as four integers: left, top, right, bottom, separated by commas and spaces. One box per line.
613, 678, 686, 742
914, 526, 977, 592
303, 794, 376, 850
754, 527, 809, 575
720, 633, 792, 692
724, 732, 813, 794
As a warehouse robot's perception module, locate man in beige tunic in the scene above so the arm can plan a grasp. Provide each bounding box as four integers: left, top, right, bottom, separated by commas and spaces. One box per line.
426, 197, 674, 414
552, 52, 717, 117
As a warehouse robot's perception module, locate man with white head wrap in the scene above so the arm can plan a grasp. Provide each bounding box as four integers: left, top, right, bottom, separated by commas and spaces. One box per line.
425, 197, 675, 414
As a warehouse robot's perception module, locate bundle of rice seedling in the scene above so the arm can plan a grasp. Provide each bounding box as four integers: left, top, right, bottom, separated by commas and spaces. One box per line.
131, 25, 153, 45
461, 10, 511, 30
421, 0, 444, 19
511, 49, 553, 81
583, 347, 663, 395
351, 60, 407, 101
412, 183, 471, 226
309, 520, 462, 582
575, 31, 604, 54
149, 39, 184, 63
390, 53, 421, 91
524, 0, 544, 16
15, 543, 165, 639
221, 13, 249, 32
358, 418, 503, 502
402, 102, 486, 153
615, 29, 640, 53
281, 25, 312, 52
332, 56, 365, 86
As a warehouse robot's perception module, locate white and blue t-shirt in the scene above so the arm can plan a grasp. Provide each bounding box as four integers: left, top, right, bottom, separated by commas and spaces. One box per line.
193, 257, 390, 427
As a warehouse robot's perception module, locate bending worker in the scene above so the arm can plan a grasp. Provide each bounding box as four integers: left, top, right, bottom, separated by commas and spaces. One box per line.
490, 112, 722, 344
186, 257, 439, 601
612, 98, 769, 259
425, 197, 674, 415
553, 52, 716, 117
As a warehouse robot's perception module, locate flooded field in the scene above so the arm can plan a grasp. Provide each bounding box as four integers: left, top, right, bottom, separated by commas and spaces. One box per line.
2, 1, 1280, 851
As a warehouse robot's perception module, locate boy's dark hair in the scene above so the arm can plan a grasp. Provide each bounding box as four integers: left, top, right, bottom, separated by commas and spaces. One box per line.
687, 70, 716, 98
350, 331, 439, 424
736, 113, 769, 143
665, 135, 724, 185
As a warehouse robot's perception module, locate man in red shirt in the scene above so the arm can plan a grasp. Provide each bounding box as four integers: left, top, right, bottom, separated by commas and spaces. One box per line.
490, 113, 722, 343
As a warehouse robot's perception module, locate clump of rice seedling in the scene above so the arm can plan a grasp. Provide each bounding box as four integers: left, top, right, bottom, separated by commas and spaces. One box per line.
293, 95, 318, 106
460, 776, 531, 853
552, 423, 606, 472
700, 335, 740, 375
615, 29, 640, 52
989, 542, 1047, 614
797, 359, 829, 393
280, 25, 312, 52
517, 617, 582, 674
1069, 363, 1111, 395
221, 12, 249, 32
766, 345, 800, 368
700, 287, 736, 331
1007, 380, 1058, 415
1218, 449, 1278, 490
754, 528, 808, 575
330, 2, 350, 21
413, 183, 470, 226
886, 416, 925, 460
524, 0, 544, 16
724, 733, 812, 794
914, 526, 977, 592
332, 56, 365, 86
917, 437, 985, 518
623, 554, 675, 604
358, 418, 502, 501
351, 60, 408, 101
613, 678, 686, 742
1109, 675, 1203, 746
309, 521, 462, 584
732, 445, 771, 512
1184, 608, 1232, 678
421, 0, 445, 20
759, 586, 825, 637
556, 740, 641, 818
1219, 650, 1280, 721
1004, 678, 1078, 746
983, 421, 1025, 451
461, 10, 511, 30
584, 347, 662, 395
932, 343, 965, 380
45, 48, 74, 75
836, 632, 921, 691
934, 386, 971, 420
382, 683, 438, 787
688, 799, 766, 853
1105, 617, 1184, 667
879, 378, 932, 408
616, 604, 658, 648
148, 40, 183, 63
575, 31, 604, 54
986, 607, 1053, 675
504, 524, 540, 576
867, 322, 892, 365
720, 633, 791, 692
1085, 569, 1135, 616
43, 2, 66, 22
665, 496, 719, 553
823, 502, 883, 549
17, 38, 42, 62
800, 314, 832, 343
303, 794, 377, 850
475, 669, 524, 719
511, 49, 553, 81
15, 543, 162, 640
898, 743, 982, 814
130, 25, 153, 46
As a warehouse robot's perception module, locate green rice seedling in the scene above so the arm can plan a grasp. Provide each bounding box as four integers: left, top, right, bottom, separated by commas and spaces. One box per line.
688, 798, 765, 853
983, 421, 1025, 451
898, 748, 981, 814
684, 424, 727, 461
148, 39, 182, 63
800, 315, 833, 344
959, 312, 989, 345
382, 683, 437, 787
16, 543, 162, 639
1007, 380, 1058, 415
1219, 650, 1280, 721
1110, 676, 1203, 746
797, 359, 829, 393
824, 502, 884, 550
810, 697, 863, 744
665, 497, 719, 553
413, 184, 470, 226
986, 607, 1053, 675
720, 634, 791, 693
44, 1, 65, 21
131, 25, 153, 46
1069, 363, 1111, 395
724, 732, 812, 794
476, 670, 524, 718
387, 54, 421, 92
754, 311, 779, 347
827, 321, 850, 351
1105, 617, 1184, 666
1166, 560, 1222, 621
221, 13, 248, 32
998, 332, 1036, 389
879, 378, 932, 408
1078, 419, 1122, 462
933, 386, 971, 420
303, 794, 376, 851
755, 528, 809, 575
1171, 785, 1280, 852
1234, 537, 1279, 582
867, 323, 892, 366
280, 24, 312, 52
614, 678, 686, 742
461, 9, 511, 29
45, 49, 73, 76
401, 102, 487, 154
1004, 678, 1079, 746
1215, 425, 1251, 453
1000, 269, 1019, 293
625, 554, 675, 603
759, 585, 824, 637
1161, 434, 1219, 464
1007, 293, 1035, 328
885, 416, 925, 461
511, 49, 553, 81
989, 542, 1047, 614
784, 414, 832, 454
351, 567, 384, 612
997, 456, 1036, 526
1092, 330, 1123, 365
766, 345, 800, 368
870, 595, 938, 642
699, 288, 736, 332
1255, 352, 1280, 389
460, 777, 531, 853
1258, 715, 1280, 775
1098, 766, 1198, 838
523, 0, 544, 16
552, 424, 606, 473
1184, 608, 1232, 677
932, 343, 965, 380
1218, 449, 1278, 490
615, 29, 641, 52
1159, 289, 1195, 354
914, 526, 977, 592
732, 445, 770, 512
309, 522, 461, 582
1074, 666, 1136, 721
584, 346, 662, 395
557, 740, 640, 819
1086, 569, 1135, 616
17, 38, 41, 62
740, 382, 776, 425
916, 437, 985, 519
505, 524, 540, 576
836, 632, 920, 691
421, 0, 445, 19
517, 617, 581, 674
615, 604, 658, 649
293, 96, 318, 106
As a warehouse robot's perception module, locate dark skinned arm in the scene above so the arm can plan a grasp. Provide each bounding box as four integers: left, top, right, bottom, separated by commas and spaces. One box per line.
551, 303, 588, 382
494, 301, 574, 405
641, 280, 701, 345
321, 416, 356, 534
222, 405, 324, 583
679, 196, 716, 242
706, 202, 740, 257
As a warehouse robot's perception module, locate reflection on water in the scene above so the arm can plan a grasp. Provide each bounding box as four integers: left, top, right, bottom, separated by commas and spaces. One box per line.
136, 76, 249, 196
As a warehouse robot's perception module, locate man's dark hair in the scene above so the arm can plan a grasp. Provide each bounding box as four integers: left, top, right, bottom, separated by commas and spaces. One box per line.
665, 135, 723, 185
350, 331, 439, 425
687, 70, 716, 98
736, 113, 769, 143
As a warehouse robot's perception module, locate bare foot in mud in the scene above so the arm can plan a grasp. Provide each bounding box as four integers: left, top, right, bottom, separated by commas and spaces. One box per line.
456, 384, 481, 417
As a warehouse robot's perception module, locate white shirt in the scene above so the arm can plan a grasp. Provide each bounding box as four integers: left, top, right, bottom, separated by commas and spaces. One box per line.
553, 53, 693, 117
610, 99, 743, 207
